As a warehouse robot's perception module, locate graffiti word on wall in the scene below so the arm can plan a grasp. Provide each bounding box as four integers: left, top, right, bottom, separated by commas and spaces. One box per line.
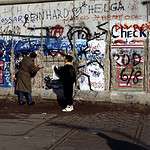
0, 1, 125, 26
112, 22, 150, 45
112, 47, 144, 89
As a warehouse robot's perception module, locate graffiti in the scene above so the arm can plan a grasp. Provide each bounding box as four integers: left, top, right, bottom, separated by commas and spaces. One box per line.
27, 25, 66, 56
113, 39, 127, 45
120, 67, 142, 85
78, 63, 104, 91
129, 39, 144, 44
0, 1, 109, 90
47, 25, 64, 38
71, 1, 87, 19
0, 38, 40, 56
22, 9, 70, 23
89, 68, 100, 78
0, 39, 12, 87
113, 22, 150, 32
0, 15, 24, 25
0, 1, 126, 26
87, 39, 105, 70
95, 22, 108, 38
44, 38, 68, 56
23, 14, 29, 27
67, 22, 108, 59
4, 62, 11, 87
88, 1, 124, 14
67, 25, 91, 61
66, 22, 107, 91
0, 61, 4, 84
67, 25, 91, 58
112, 22, 149, 45
0, 39, 12, 55
14, 39, 41, 55
76, 69, 93, 91
112, 23, 147, 39
44, 9, 70, 20
115, 53, 142, 85
112, 48, 143, 87
0, 0, 145, 90
0, 25, 21, 35
107, 1, 125, 11
113, 52, 141, 66
95, 14, 141, 21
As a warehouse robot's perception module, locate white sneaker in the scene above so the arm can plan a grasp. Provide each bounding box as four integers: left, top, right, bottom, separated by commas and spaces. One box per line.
68, 105, 74, 111
62, 105, 74, 112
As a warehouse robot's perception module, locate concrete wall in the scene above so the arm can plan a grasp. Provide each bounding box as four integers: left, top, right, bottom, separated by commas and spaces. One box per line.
0, 0, 149, 104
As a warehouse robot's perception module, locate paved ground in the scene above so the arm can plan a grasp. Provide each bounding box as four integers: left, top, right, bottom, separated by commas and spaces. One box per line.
0, 99, 150, 150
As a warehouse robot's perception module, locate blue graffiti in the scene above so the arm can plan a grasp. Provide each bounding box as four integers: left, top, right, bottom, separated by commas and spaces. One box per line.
0, 35, 96, 87
0, 38, 41, 87
44, 37, 87, 56
3, 62, 12, 87
14, 38, 41, 55
75, 39, 87, 53
0, 36, 89, 57
0, 38, 41, 55
44, 37, 70, 55
0, 39, 11, 87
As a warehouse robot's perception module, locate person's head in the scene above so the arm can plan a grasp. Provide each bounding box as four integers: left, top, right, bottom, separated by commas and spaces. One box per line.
64, 55, 73, 63
29, 52, 37, 60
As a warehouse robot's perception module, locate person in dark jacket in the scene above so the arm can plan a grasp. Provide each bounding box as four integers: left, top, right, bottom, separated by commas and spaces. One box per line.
54, 55, 76, 112
15, 52, 43, 105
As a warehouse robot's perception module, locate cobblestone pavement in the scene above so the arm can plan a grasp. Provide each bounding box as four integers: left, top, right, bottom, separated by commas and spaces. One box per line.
0, 100, 150, 150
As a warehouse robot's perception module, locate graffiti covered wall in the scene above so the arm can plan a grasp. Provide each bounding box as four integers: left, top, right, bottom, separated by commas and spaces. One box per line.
110, 0, 147, 91
0, 0, 149, 96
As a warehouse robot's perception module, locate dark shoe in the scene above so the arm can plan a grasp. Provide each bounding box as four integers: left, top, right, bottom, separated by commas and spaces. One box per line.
18, 101, 26, 105
27, 101, 35, 106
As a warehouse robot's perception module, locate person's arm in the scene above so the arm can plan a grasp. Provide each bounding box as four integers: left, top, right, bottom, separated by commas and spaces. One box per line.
72, 67, 77, 83
30, 61, 43, 77
54, 66, 64, 79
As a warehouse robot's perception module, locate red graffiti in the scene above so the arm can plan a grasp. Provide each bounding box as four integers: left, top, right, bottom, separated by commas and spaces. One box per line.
113, 22, 150, 32
113, 39, 126, 44
129, 39, 144, 44
48, 25, 64, 38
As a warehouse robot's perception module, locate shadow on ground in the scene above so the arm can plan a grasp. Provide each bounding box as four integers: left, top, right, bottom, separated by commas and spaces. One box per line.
48, 122, 150, 150
97, 132, 148, 150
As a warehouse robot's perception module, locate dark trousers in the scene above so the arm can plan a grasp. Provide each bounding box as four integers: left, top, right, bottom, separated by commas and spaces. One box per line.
17, 91, 32, 104
64, 84, 73, 106
53, 87, 66, 109
53, 84, 73, 109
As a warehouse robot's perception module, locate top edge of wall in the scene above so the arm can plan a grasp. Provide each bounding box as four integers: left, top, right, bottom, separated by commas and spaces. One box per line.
0, 0, 73, 6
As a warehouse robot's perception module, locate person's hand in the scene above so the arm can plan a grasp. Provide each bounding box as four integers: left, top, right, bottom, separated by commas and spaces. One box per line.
54, 66, 58, 70
12, 75, 16, 81
39, 66, 44, 69
36, 65, 44, 69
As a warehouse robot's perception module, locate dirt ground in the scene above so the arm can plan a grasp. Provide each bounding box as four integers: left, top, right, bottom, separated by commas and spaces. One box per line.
0, 99, 149, 118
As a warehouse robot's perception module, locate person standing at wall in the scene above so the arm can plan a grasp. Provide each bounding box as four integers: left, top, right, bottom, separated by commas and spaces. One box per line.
54, 55, 76, 112
15, 52, 43, 105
